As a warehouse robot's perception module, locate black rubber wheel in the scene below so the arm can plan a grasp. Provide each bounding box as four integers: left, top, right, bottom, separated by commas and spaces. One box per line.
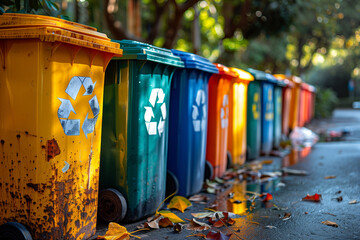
0, 222, 33, 240
226, 151, 232, 169
166, 170, 179, 198
98, 188, 127, 223
204, 160, 214, 181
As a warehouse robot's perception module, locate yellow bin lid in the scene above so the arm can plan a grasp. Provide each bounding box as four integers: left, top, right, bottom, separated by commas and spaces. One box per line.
229, 67, 254, 82
0, 13, 122, 56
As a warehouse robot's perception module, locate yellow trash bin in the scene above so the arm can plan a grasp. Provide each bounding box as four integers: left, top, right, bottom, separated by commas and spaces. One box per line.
227, 68, 254, 166
0, 13, 122, 239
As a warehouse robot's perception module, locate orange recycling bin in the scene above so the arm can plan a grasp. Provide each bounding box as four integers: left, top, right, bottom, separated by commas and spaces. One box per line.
227, 68, 254, 166
273, 74, 294, 136
0, 14, 122, 239
288, 76, 302, 131
309, 85, 317, 121
299, 82, 310, 126
206, 64, 234, 178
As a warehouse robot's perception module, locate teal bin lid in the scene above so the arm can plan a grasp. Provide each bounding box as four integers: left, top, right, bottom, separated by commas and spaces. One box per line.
171, 49, 219, 74
112, 40, 184, 68
247, 68, 278, 84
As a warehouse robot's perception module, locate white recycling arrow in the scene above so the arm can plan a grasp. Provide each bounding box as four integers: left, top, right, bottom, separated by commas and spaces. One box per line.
83, 77, 96, 96
58, 98, 76, 118
157, 89, 165, 104
144, 107, 155, 122
58, 76, 100, 137
149, 89, 159, 107
158, 117, 165, 136
192, 105, 199, 119
82, 113, 98, 138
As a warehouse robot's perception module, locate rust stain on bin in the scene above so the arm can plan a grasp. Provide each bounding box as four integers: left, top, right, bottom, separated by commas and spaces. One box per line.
46, 138, 60, 161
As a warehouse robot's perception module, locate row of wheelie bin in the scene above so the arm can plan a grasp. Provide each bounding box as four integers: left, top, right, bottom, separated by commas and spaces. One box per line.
0, 14, 316, 239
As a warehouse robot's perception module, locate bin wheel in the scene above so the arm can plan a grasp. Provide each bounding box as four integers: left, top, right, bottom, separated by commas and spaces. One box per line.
226, 151, 232, 169
166, 170, 179, 198
0, 222, 33, 240
204, 160, 213, 181
98, 188, 127, 223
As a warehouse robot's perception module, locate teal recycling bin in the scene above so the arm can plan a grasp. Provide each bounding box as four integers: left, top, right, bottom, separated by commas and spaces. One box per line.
99, 40, 184, 223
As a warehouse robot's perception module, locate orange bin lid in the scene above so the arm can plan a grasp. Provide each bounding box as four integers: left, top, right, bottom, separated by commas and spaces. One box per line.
273, 74, 295, 88
213, 63, 238, 78
0, 13, 122, 56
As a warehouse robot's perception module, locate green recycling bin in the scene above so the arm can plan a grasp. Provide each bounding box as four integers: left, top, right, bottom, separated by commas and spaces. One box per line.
273, 79, 286, 149
98, 40, 184, 222
246, 80, 261, 160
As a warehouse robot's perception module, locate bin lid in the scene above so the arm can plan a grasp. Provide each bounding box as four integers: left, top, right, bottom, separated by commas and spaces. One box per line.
247, 68, 278, 84
229, 67, 254, 82
171, 49, 218, 74
112, 40, 184, 68
273, 74, 295, 88
0, 13, 122, 55
213, 63, 238, 78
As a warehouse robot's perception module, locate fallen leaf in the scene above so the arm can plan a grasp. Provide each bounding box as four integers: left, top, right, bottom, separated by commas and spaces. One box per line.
206, 230, 232, 240
159, 217, 174, 228
322, 212, 336, 217
173, 223, 183, 233
186, 233, 207, 238
167, 196, 192, 213
207, 187, 216, 194
260, 193, 273, 202
265, 225, 277, 229
189, 194, 209, 203
282, 212, 292, 221
324, 176, 336, 179
304, 212, 308, 214
282, 168, 308, 176
186, 218, 211, 231
302, 193, 322, 202
335, 190, 341, 194
97, 222, 131, 240
321, 220, 338, 227
248, 221, 260, 225
192, 212, 214, 219
158, 210, 185, 223
332, 196, 343, 202
262, 160, 273, 165
349, 200, 358, 204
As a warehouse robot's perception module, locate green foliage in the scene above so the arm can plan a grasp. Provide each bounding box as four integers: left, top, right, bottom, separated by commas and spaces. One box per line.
314, 88, 338, 118
0, 0, 59, 16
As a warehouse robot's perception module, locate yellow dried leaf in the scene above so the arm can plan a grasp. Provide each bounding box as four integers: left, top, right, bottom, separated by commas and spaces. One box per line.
324, 176, 336, 179
262, 160, 273, 165
167, 196, 192, 213
321, 220, 338, 227
158, 210, 185, 223
97, 222, 131, 240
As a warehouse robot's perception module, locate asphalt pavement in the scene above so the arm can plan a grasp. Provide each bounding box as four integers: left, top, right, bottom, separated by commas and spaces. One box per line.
93, 108, 360, 240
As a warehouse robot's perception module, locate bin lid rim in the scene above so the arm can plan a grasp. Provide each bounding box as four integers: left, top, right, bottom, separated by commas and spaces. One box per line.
171, 49, 218, 74
0, 13, 109, 40
247, 68, 277, 83
229, 67, 254, 81
112, 40, 184, 67
213, 63, 238, 77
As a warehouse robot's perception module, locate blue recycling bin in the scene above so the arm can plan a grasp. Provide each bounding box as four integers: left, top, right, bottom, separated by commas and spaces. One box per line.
167, 50, 218, 197
247, 69, 277, 156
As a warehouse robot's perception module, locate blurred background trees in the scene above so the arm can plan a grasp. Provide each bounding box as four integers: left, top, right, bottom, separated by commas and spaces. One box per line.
2, 0, 360, 110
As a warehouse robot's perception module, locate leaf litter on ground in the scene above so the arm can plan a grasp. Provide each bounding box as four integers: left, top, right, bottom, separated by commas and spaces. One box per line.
189, 194, 209, 204
321, 220, 338, 227
185, 218, 211, 231
349, 200, 358, 204
167, 196, 192, 213
302, 193, 322, 202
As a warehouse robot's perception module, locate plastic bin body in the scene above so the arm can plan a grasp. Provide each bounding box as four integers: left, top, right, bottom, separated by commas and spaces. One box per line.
227, 68, 254, 166
246, 81, 262, 160
260, 81, 275, 154
288, 76, 302, 131
273, 74, 294, 137
100, 40, 183, 222
273, 84, 283, 149
0, 14, 121, 239
167, 50, 218, 197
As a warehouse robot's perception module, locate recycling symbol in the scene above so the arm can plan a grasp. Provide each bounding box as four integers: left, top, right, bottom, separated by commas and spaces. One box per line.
220, 94, 229, 129
192, 89, 207, 132
57, 76, 99, 138
144, 88, 166, 136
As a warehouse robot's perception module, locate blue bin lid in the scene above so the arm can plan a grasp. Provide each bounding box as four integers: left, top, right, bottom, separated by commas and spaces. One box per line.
171, 49, 219, 74
112, 40, 184, 68
247, 68, 278, 84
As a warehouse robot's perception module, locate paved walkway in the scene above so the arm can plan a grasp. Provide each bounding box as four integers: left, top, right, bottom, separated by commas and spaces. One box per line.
93, 109, 360, 239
